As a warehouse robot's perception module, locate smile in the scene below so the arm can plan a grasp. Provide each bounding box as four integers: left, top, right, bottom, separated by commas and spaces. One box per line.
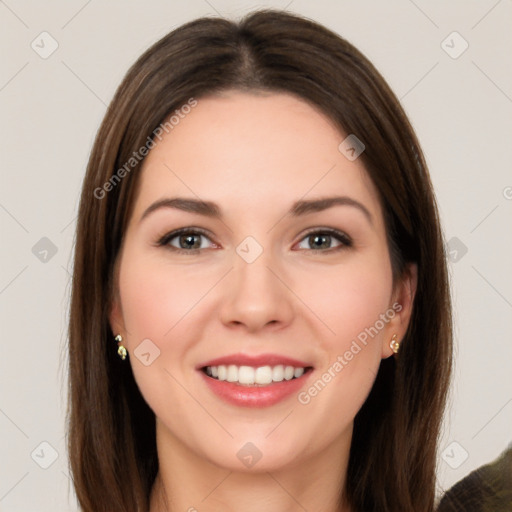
198, 360, 314, 407
203, 364, 310, 386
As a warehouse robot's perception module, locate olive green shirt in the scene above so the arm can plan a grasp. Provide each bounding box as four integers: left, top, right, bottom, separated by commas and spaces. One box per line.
437, 444, 512, 511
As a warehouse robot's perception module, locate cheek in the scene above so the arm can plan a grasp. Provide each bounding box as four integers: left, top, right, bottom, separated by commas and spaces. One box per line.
117, 248, 224, 400
116, 250, 209, 418
295, 252, 392, 409
118, 251, 210, 344
305, 253, 393, 345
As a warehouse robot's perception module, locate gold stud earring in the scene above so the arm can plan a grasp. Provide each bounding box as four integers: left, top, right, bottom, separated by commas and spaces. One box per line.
115, 334, 127, 360
390, 334, 400, 354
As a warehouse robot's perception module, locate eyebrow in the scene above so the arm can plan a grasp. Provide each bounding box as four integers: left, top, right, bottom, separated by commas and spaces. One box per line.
139, 196, 373, 224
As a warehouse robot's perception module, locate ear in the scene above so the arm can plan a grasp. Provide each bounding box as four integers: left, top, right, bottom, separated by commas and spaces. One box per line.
108, 255, 126, 338
109, 293, 126, 338
381, 262, 418, 358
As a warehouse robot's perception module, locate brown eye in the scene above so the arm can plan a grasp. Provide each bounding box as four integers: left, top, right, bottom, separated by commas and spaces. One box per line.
296, 229, 352, 251
177, 233, 203, 249
158, 228, 216, 252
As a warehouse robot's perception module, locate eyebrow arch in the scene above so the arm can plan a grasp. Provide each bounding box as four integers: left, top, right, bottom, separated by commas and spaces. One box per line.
139, 195, 372, 224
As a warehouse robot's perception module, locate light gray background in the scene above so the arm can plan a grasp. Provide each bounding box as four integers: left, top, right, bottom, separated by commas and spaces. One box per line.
1, 1, 511, 510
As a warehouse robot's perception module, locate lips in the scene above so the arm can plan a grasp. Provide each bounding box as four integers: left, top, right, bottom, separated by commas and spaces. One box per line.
196, 352, 315, 408
196, 353, 313, 369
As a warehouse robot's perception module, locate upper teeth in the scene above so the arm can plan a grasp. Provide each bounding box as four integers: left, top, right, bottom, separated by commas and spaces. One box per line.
205, 365, 305, 385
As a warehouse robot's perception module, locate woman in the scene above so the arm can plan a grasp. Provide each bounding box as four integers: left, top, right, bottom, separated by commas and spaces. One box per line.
67, 9, 452, 512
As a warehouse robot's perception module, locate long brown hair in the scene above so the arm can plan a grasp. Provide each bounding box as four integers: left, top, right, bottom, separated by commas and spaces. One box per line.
68, 9, 452, 512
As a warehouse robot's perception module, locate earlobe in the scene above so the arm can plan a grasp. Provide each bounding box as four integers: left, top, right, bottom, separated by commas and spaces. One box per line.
110, 297, 128, 360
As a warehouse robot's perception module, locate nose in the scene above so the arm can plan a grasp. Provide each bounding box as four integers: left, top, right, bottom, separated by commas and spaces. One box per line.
218, 248, 295, 333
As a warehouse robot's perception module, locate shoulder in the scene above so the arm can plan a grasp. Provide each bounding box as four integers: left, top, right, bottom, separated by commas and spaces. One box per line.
437, 444, 512, 511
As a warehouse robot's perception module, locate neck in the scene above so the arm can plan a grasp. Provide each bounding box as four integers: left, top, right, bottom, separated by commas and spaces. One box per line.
149, 420, 353, 512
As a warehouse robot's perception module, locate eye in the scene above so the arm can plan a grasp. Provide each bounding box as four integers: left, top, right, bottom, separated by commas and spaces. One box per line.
157, 228, 217, 253
295, 229, 352, 252
156, 227, 351, 254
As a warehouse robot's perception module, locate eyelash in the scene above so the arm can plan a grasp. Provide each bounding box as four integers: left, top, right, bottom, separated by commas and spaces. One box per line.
156, 227, 353, 254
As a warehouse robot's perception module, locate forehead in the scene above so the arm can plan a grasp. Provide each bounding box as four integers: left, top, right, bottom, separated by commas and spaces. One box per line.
134, 91, 382, 221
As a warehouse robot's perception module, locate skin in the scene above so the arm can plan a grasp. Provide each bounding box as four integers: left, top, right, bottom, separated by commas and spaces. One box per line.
109, 91, 417, 512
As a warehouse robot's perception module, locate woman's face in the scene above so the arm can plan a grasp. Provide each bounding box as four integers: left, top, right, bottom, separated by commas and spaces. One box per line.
110, 91, 415, 472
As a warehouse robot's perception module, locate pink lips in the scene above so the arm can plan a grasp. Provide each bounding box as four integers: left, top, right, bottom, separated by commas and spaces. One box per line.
196, 353, 312, 369
196, 352, 314, 408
